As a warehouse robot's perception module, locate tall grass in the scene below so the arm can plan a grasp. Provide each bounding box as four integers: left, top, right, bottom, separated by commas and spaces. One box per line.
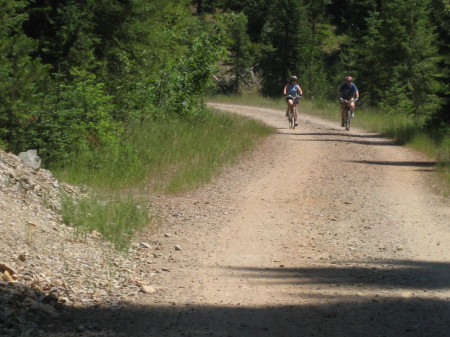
133, 113, 273, 192
208, 94, 450, 193
61, 194, 149, 251
56, 111, 274, 192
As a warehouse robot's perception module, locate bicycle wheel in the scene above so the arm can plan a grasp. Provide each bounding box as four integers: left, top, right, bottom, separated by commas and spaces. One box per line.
289, 109, 294, 129
345, 109, 351, 131
292, 107, 297, 130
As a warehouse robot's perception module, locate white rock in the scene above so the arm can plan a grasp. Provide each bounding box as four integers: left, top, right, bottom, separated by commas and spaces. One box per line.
140, 242, 151, 248
141, 285, 157, 294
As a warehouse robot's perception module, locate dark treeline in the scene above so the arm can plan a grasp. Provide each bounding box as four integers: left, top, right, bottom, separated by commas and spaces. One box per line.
0, 0, 449, 168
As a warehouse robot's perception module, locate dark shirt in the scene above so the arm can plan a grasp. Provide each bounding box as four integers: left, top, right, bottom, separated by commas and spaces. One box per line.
340, 83, 358, 100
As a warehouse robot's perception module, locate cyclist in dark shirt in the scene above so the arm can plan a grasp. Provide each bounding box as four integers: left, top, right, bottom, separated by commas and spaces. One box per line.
339, 76, 359, 126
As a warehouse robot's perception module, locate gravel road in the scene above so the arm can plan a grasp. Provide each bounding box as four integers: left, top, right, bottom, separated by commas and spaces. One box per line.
55, 104, 450, 337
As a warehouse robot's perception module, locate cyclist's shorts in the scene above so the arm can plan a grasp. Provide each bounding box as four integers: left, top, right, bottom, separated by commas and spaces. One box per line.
286, 96, 300, 104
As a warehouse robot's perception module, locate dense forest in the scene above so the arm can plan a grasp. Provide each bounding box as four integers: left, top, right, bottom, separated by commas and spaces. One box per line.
1, 0, 449, 168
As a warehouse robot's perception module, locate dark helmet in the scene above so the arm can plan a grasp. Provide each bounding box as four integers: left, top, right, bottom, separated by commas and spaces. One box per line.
345, 76, 353, 81
290, 76, 298, 82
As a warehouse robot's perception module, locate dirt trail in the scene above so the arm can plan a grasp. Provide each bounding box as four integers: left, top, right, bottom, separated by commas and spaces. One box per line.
61, 104, 449, 337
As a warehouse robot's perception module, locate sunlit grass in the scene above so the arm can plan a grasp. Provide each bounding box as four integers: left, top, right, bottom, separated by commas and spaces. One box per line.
56, 111, 273, 193
61, 193, 149, 251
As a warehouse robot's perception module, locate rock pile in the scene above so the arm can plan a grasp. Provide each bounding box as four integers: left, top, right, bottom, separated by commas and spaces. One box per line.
0, 150, 159, 336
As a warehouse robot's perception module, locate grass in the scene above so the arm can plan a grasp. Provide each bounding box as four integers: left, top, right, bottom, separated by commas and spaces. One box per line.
56, 109, 274, 249
56, 110, 274, 192
61, 193, 149, 251
208, 93, 450, 194
129, 112, 274, 193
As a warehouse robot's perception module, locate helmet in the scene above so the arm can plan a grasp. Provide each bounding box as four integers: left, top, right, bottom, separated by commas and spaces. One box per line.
290, 76, 298, 82
345, 76, 353, 81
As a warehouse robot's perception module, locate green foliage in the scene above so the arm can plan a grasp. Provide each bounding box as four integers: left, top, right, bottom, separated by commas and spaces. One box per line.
300, 0, 334, 98
0, 0, 48, 150
22, 69, 121, 166
1, 0, 230, 166
222, 12, 254, 94
346, 0, 441, 118
427, 0, 450, 127
259, 0, 310, 97
151, 19, 227, 120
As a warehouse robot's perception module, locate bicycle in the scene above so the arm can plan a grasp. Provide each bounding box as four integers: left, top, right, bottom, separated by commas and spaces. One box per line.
340, 98, 356, 131
286, 96, 301, 129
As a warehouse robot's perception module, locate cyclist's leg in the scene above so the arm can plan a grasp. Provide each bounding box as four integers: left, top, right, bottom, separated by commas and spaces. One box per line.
286, 98, 293, 116
350, 101, 356, 117
294, 103, 299, 125
340, 102, 346, 126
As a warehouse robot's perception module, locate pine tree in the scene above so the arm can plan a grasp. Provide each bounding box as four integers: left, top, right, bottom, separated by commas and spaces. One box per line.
0, 0, 47, 150
259, 0, 310, 97
302, 0, 333, 98
356, 7, 385, 106
225, 12, 253, 93
427, 0, 450, 129
355, 0, 440, 117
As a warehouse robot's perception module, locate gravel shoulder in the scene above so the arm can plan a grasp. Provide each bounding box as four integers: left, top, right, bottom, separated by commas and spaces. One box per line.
3, 104, 449, 337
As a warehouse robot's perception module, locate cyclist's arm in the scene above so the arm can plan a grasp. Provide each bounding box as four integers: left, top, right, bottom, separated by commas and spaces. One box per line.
283, 85, 287, 96
297, 85, 303, 96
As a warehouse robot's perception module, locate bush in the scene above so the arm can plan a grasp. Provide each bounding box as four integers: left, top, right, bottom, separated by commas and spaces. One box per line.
23, 69, 122, 166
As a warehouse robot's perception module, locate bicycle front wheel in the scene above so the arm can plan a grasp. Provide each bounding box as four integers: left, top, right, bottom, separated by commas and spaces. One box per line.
345, 110, 351, 131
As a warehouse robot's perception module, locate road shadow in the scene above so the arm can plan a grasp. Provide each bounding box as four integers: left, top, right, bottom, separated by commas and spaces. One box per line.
225, 260, 450, 290
0, 281, 62, 337
44, 297, 450, 337
276, 130, 400, 147
40, 260, 450, 337
350, 160, 436, 168
277, 131, 386, 139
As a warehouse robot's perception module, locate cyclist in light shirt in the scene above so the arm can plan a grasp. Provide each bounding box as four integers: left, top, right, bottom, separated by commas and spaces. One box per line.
283, 76, 303, 126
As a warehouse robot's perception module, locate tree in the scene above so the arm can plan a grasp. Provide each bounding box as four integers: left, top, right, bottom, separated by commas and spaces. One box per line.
224, 12, 253, 93
356, 7, 385, 106
0, 0, 47, 150
361, 0, 440, 117
427, 0, 450, 130
302, 0, 333, 98
259, 0, 310, 97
